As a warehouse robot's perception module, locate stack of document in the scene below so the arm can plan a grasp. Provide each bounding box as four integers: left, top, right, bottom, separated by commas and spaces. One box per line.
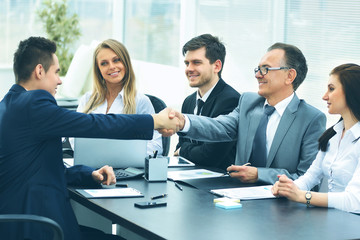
167, 169, 225, 181
210, 185, 275, 200
76, 188, 143, 199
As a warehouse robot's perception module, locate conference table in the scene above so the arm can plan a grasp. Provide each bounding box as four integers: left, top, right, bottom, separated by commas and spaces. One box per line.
69, 173, 360, 240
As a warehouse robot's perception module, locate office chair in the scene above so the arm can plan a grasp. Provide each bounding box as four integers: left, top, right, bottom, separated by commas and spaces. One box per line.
0, 214, 64, 240
145, 94, 171, 156
62, 137, 74, 158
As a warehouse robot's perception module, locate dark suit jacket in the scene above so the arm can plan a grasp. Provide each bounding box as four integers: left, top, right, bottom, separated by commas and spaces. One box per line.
176, 79, 240, 170
0, 84, 153, 240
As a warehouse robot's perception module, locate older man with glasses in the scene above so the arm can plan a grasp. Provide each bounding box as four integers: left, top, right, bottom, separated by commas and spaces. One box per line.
169, 42, 326, 184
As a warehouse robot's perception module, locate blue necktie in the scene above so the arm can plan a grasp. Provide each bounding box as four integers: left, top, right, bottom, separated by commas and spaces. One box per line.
196, 99, 205, 115
249, 105, 276, 167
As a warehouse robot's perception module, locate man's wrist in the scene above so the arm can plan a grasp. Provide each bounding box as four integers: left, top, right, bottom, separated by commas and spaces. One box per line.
152, 114, 160, 129
180, 114, 190, 132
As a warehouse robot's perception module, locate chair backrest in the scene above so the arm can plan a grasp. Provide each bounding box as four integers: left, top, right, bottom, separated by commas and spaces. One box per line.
0, 214, 63, 240
145, 94, 171, 156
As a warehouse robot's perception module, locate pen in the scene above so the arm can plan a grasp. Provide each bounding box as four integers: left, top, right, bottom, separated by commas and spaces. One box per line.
116, 183, 128, 187
151, 193, 167, 200
224, 163, 251, 175
153, 150, 158, 158
174, 182, 183, 191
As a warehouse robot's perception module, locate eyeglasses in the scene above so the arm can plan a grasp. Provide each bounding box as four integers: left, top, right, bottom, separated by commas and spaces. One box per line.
254, 66, 289, 76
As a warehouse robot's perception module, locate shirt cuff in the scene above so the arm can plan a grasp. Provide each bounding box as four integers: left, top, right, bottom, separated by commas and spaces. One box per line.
328, 192, 342, 209
180, 114, 190, 133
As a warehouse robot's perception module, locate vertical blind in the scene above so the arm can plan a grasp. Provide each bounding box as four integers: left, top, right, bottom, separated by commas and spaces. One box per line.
285, 0, 360, 125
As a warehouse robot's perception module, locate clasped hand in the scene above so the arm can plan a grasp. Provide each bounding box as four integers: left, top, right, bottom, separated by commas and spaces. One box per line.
271, 175, 302, 201
153, 108, 185, 137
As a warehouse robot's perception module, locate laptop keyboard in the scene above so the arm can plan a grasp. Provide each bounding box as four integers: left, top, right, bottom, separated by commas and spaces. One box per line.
114, 167, 144, 180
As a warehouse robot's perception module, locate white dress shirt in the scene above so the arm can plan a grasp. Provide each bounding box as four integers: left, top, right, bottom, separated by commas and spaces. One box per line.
75, 90, 163, 156
295, 120, 360, 213
264, 93, 293, 155
194, 82, 217, 115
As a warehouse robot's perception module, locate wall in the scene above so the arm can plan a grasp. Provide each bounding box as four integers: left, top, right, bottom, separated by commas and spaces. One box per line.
0, 66, 14, 100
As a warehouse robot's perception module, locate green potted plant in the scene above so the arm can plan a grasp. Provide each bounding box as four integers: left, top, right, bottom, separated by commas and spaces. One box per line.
37, 0, 81, 76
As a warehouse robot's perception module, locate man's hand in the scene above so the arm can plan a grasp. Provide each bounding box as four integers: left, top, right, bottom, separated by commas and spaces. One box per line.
92, 165, 116, 185
226, 165, 258, 183
153, 108, 184, 137
168, 108, 185, 129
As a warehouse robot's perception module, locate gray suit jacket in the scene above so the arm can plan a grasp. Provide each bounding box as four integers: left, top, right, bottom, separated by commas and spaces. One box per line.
182, 92, 326, 184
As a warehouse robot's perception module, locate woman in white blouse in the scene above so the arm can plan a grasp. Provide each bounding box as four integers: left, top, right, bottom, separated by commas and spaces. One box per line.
76, 39, 163, 156
272, 63, 360, 213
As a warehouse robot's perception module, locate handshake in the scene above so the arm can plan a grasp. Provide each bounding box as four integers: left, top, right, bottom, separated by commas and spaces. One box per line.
152, 108, 185, 137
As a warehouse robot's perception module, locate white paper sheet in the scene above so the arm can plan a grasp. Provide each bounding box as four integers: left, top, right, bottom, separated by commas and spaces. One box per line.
167, 169, 225, 181
76, 187, 143, 198
210, 185, 275, 200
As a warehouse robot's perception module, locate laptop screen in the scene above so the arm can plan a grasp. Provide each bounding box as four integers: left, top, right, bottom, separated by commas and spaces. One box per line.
73, 138, 147, 169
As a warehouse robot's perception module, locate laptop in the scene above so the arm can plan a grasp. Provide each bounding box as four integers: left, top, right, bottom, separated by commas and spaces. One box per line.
73, 138, 147, 169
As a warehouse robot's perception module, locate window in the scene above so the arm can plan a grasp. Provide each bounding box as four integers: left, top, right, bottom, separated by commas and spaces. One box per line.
123, 0, 180, 66
285, 0, 360, 124
1, 0, 360, 127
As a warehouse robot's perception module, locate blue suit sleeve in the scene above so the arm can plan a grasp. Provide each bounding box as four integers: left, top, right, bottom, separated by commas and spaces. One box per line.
65, 165, 100, 187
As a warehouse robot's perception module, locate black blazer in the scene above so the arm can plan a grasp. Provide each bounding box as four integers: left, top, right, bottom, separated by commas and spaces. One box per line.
176, 79, 240, 170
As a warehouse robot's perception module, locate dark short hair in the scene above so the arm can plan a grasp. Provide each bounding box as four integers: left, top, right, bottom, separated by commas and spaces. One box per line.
268, 43, 307, 91
13, 36, 57, 84
182, 34, 226, 78
318, 63, 360, 152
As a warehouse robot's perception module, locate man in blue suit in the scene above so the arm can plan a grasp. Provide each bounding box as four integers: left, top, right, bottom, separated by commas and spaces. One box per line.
174, 34, 240, 170
170, 43, 326, 184
0, 37, 179, 240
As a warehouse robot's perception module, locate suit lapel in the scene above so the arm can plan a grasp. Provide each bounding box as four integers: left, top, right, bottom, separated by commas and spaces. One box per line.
201, 79, 225, 115
245, 102, 265, 162
183, 93, 197, 114
267, 94, 300, 167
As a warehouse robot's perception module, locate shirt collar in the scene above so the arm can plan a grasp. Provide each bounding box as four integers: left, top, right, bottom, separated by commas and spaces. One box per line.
333, 120, 344, 133
334, 120, 360, 141
196, 81, 218, 102
264, 92, 294, 117
351, 122, 360, 141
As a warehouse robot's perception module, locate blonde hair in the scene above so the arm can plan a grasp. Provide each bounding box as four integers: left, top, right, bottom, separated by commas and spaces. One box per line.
83, 39, 137, 114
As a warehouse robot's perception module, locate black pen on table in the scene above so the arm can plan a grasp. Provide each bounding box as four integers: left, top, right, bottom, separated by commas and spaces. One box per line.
151, 193, 167, 200
116, 183, 128, 187
174, 182, 183, 191
153, 150, 158, 158
224, 162, 251, 176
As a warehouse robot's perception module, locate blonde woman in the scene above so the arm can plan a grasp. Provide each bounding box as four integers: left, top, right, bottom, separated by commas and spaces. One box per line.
76, 39, 163, 155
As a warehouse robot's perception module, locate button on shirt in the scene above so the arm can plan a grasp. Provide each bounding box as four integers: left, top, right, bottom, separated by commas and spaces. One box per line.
295, 120, 360, 213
